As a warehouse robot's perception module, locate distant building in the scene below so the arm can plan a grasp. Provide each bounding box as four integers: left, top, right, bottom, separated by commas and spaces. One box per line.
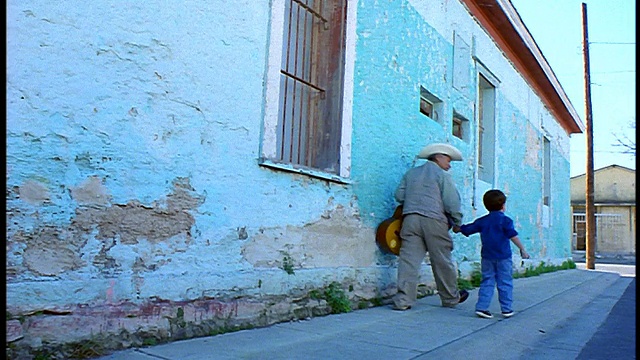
570, 165, 636, 255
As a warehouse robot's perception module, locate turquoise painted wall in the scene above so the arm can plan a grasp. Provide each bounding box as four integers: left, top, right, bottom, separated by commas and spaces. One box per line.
348, 0, 573, 263
6, 0, 575, 350
350, 0, 473, 226
6, 1, 356, 309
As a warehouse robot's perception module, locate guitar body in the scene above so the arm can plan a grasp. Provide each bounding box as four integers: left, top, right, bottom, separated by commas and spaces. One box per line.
376, 205, 403, 255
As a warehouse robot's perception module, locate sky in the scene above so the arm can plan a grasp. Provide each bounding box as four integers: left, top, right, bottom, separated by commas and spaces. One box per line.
509, 0, 636, 177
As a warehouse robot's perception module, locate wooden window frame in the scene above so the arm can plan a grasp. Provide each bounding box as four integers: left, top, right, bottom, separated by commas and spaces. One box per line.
452, 116, 463, 139
261, 0, 356, 182
419, 86, 443, 123
476, 70, 498, 184
420, 97, 434, 118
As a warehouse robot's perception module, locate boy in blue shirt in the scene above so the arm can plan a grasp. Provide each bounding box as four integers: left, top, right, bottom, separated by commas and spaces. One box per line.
453, 189, 530, 318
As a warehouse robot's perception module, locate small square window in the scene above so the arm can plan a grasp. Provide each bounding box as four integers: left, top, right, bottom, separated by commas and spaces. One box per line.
420, 97, 433, 118
452, 116, 463, 139
452, 112, 470, 142
419, 86, 442, 123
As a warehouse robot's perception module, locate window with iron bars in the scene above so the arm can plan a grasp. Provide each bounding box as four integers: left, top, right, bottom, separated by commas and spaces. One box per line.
275, 0, 347, 175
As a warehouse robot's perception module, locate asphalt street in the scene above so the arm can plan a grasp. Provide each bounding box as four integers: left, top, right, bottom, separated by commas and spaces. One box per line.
576, 277, 635, 360
574, 259, 636, 360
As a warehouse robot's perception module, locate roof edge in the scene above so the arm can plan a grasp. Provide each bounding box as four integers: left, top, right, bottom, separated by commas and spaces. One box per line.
570, 164, 637, 178
461, 0, 585, 135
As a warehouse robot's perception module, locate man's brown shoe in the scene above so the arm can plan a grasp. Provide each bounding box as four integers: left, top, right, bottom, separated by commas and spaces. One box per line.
459, 289, 469, 304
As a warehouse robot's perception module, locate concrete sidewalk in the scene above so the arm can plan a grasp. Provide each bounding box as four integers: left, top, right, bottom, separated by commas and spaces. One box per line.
95, 267, 634, 360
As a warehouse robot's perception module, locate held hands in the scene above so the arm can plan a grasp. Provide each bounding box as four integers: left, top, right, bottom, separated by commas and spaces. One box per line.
520, 249, 531, 259
452, 225, 461, 233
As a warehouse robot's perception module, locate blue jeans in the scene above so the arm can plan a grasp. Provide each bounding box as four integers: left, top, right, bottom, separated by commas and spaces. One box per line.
475, 257, 513, 313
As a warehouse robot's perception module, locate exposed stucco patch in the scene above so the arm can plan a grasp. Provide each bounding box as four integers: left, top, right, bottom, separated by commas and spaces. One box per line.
18, 180, 50, 205
70, 176, 110, 205
165, 177, 205, 211
242, 204, 377, 269
14, 227, 86, 276
76, 201, 192, 244
23, 247, 81, 276
524, 123, 541, 169
72, 177, 204, 245
9, 177, 205, 276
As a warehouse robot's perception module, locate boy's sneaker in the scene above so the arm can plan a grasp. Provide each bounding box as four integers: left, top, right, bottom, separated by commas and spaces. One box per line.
502, 311, 514, 318
475, 310, 493, 319
392, 304, 411, 311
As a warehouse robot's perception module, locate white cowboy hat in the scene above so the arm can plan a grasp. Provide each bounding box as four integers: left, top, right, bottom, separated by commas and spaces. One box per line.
418, 143, 463, 161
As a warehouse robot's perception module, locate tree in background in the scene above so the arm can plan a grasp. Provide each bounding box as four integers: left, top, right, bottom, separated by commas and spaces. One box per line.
612, 118, 636, 156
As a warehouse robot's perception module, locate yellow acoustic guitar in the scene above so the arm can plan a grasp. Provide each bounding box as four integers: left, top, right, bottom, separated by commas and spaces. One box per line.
375, 205, 403, 255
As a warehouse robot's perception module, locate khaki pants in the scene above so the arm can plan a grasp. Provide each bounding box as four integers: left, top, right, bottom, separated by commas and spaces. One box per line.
393, 214, 460, 307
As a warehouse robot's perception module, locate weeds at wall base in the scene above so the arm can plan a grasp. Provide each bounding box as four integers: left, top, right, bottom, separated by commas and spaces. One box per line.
457, 259, 577, 290
7, 261, 578, 359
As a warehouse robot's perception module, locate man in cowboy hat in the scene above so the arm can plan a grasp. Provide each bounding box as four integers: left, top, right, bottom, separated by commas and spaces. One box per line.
392, 143, 469, 310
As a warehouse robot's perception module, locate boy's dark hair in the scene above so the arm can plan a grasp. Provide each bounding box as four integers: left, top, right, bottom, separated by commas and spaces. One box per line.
483, 189, 506, 211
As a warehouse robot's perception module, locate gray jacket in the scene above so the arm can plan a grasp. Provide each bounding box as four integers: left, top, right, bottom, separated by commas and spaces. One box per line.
395, 160, 463, 226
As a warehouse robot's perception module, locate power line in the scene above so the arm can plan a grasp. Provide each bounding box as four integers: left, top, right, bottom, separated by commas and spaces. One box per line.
571, 150, 635, 154
589, 41, 636, 45
592, 70, 635, 74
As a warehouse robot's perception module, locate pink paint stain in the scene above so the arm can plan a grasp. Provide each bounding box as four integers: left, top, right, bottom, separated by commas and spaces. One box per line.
106, 279, 116, 303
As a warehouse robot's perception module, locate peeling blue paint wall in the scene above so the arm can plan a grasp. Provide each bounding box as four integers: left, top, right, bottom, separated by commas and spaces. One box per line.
350, 1, 474, 226
348, 0, 573, 263
7, 3, 382, 351
6, 0, 575, 353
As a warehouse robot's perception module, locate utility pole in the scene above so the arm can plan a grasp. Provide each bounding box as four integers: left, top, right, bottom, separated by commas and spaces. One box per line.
582, 2, 596, 270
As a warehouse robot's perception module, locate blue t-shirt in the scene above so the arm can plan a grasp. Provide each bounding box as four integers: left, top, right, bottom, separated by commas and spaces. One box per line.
459, 211, 518, 260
